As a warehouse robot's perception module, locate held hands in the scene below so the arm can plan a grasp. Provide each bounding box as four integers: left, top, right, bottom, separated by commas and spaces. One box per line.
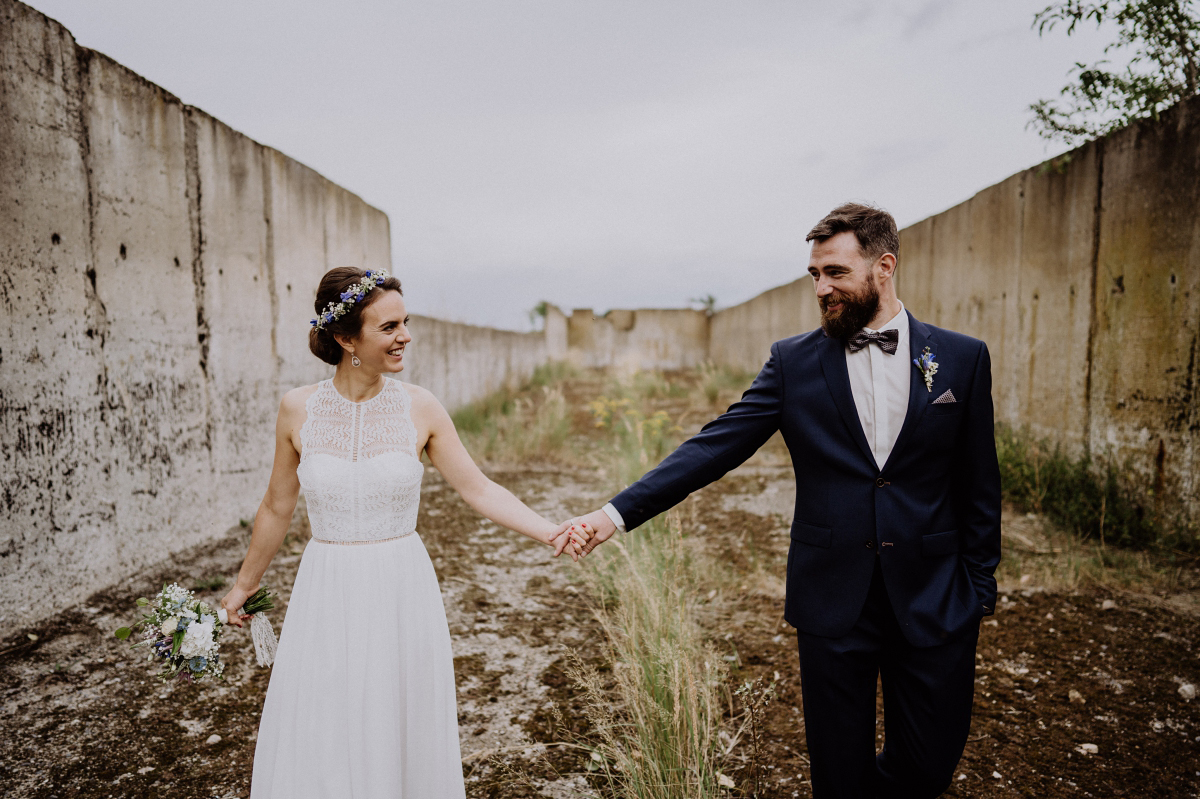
551, 508, 618, 559
546, 518, 593, 562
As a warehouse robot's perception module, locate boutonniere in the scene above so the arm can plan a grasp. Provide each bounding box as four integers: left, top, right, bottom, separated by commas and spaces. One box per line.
913, 347, 938, 392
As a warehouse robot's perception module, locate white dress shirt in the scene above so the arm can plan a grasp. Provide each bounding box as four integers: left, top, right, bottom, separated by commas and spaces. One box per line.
602, 300, 912, 532
846, 301, 910, 470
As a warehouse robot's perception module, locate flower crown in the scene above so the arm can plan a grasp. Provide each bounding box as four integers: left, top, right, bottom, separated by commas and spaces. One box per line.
310, 270, 389, 331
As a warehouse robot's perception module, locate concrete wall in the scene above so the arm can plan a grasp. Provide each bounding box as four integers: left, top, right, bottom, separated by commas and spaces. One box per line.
400, 315, 548, 412
708, 277, 822, 374
566, 307, 710, 373
0, 0, 552, 634
899, 104, 1199, 529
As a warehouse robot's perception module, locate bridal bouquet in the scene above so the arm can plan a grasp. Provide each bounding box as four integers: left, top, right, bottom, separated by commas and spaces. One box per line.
114, 583, 227, 683
113, 583, 278, 681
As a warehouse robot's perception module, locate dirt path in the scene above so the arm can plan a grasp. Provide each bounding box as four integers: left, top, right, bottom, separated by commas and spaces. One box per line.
2, 413, 1197, 798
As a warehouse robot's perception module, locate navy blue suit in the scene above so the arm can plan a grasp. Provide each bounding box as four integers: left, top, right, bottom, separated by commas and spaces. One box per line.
610, 312, 1001, 797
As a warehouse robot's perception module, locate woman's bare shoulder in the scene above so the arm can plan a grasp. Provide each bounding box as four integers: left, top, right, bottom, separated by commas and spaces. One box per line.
397, 381, 448, 418
279, 383, 322, 420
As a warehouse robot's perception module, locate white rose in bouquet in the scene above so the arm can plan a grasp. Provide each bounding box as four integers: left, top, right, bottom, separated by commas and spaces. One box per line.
179, 620, 216, 659
160, 617, 180, 637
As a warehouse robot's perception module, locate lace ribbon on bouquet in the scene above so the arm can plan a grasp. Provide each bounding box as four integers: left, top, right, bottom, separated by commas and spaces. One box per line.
218, 605, 278, 667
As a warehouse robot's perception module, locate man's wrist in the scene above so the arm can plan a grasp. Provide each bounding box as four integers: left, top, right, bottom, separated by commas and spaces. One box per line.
601, 503, 626, 533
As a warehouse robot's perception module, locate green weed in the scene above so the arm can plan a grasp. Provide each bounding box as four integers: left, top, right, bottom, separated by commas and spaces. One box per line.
697, 362, 754, 406
994, 424, 1193, 552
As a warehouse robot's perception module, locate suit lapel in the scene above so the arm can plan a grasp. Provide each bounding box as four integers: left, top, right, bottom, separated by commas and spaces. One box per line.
817, 333, 876, 468
883, 311, 935, 470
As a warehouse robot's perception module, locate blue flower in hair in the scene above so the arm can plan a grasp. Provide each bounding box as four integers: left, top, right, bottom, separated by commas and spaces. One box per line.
310, 318, 318, 327
340, 290, 355, 301
355, 292, 365, 301
364, 270, 373, 278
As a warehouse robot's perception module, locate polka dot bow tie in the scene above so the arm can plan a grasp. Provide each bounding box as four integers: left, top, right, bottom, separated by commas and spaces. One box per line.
847, 329, 900, 354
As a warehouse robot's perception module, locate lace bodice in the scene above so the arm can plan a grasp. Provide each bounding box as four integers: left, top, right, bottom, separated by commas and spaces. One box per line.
297, 379, 424, 543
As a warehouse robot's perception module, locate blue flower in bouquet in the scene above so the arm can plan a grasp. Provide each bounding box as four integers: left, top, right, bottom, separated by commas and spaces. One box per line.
188, 656, 208, 672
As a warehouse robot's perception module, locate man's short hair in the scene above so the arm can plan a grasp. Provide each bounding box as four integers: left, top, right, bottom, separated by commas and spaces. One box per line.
805, 202, 899, 262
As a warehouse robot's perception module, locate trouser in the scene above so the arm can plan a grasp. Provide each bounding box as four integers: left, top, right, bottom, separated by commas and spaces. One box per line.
796, 558, 979, 799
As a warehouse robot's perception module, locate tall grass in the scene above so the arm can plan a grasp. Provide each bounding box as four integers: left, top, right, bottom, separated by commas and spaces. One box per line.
574, 377, 729, 799
451, 365, 576, 463
697, 362, 755, 406
572, 512, 727, 799
587, 396, 681, 487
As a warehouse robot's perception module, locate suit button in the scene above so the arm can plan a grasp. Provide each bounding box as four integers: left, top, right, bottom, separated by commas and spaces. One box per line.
875, 478, 886, 487
865, 541, 875, 549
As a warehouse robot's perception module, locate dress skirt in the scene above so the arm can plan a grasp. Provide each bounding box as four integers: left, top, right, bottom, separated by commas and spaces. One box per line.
250, 533, 466, 799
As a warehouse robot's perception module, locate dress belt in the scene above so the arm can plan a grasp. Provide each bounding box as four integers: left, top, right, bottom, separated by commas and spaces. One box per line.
310, 530, 416, 546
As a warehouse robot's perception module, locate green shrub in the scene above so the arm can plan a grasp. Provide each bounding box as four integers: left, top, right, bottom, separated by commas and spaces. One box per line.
528, 360, 578, 388
994, 424, 1188, 551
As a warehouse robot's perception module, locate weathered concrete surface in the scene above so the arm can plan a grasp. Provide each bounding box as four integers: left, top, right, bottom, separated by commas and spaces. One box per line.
1013, 142, 1099, 453
1088, 105, 1200, 525
566, 307, 709, 372
1, 1, 111, 633
400, 315, 548, 412
708, 277, 821, 374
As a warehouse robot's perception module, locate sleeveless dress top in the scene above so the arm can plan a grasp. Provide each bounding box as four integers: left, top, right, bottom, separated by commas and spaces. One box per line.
297, 378, 424, 544
250, 378, 466, 799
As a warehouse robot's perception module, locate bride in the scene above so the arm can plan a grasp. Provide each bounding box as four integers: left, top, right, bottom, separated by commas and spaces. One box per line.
219, 266, 587, 798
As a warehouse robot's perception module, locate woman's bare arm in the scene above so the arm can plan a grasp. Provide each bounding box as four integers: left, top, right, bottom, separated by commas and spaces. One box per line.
219, 389, 307, 626
412, 386, 582, 557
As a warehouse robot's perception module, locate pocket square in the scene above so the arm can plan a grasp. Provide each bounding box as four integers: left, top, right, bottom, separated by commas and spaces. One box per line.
932, 389, 957, 405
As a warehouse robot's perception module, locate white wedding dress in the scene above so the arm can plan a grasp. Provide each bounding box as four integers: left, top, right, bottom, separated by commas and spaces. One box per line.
250, 378, 466, 798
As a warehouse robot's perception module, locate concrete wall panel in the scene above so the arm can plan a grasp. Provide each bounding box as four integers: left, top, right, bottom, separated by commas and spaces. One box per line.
191, 113, 275, 523
709, 277, 819, 374
79, 52, 213, 587
401, 315, 547, 411
0, 1, 103, 627
1090, 106, 1200, 523
1016, 143, 1099, 451
266, 151, 333, 392
567, 308, 710, 372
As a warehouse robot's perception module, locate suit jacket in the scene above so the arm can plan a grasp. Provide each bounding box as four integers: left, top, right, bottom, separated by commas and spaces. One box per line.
610, 312, 1002, 648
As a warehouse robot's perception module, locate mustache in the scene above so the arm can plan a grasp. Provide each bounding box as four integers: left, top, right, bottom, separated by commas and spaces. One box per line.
820, 291, 851, 311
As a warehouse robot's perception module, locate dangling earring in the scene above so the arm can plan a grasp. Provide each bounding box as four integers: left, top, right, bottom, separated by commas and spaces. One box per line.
351, 353, 361, 368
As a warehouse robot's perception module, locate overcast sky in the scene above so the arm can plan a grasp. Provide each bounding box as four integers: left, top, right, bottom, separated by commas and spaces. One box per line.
26, 0, 1114, 330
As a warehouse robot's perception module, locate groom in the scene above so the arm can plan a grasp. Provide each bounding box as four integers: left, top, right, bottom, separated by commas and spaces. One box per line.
570, 203, 1000, 798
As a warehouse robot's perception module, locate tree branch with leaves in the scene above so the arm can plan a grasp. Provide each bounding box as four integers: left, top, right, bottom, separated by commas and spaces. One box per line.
1030, 0, 1200, 144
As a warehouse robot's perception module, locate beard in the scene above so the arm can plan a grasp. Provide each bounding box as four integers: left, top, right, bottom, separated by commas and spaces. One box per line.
820, 272, 881, 340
